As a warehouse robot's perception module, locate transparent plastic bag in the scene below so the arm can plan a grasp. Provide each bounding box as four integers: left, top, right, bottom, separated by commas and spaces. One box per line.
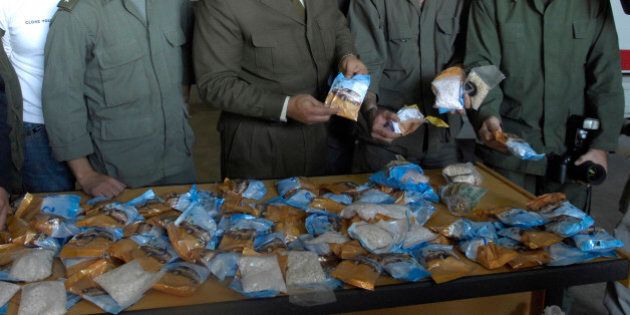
8, 249, 55, 282
153, 261, 210, 296
369, 162, 436, 198
0, 281, 20, 312
19, 281, 66, 315
306, 213, 342, 236
40, 194, 82, 220
302, 232, 350, 256
440, 219, 497, 241
340, 203, 409, 221
442, 163, 483, 186
496, 208, 546, 228
391, 105, 424, 136
348, 220, 407, 254
238, 255, 287, 294
381, 254, 430, 282
432, 67, 466, 114
325, 73, 371, 121
286, 251, 327, 287
331, 256, 382, 291
95, 260, 165, 309
573, 228, 624, 253
494, 131, 545, 161
77, 203, 142, 229
440, 183, 487, 216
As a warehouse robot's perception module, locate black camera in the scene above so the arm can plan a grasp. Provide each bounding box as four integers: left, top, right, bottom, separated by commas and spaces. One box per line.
547, 116, 607, 185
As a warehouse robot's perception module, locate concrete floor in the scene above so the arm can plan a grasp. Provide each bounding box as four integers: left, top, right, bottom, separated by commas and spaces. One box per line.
188, 97, 630, 315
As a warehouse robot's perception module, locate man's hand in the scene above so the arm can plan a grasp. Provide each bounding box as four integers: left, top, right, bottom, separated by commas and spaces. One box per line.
68, 158, 126, 198
339, 54, 368, 78
575, 149, 609, 173
478, 116, 506, 152
287, 94, 338, 125
371, 109, 401, 143
0, 187, 9, 231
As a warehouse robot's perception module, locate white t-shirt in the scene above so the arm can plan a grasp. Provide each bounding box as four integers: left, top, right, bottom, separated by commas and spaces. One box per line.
0, 0, 59, 124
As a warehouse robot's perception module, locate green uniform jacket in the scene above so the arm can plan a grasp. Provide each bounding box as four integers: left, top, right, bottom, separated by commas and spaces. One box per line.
348, 0, 468, 159
465, 0, 625, 176
193, 0, 356, 179
42, 0, 195, 187
0, 29, 24, 193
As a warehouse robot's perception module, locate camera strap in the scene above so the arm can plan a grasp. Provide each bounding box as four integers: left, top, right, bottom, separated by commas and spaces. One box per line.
585, 185, 593, 215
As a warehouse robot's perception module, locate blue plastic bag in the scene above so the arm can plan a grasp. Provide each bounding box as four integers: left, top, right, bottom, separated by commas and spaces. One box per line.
217, 214, 274, 235
305, 213, 341, 236
497, 227, 523, 241
505, 138, 545, 161
381, 254, 430, 282
442, 219, 497, 241
348, 220, 407, 254
357, 189, 395, 204
254, 233, 288, 253
459, 238, 490, 261
322, 193, 353, 205
41, 194, 82, 220
242, 180, 267, 200
496, 209, 546, 228
496, 237, 521, 250
173, 201, 218, 250
547, 243, 615, 266
369, 162, 438, 200
573, 229, 624, 253
204, 252, 240, 281
545, 215, 595, 237
408, 200, 437, 226
126, 189, 160, 207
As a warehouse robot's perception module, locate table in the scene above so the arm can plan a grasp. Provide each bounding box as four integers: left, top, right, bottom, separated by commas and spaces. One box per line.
7, 164, 629, 315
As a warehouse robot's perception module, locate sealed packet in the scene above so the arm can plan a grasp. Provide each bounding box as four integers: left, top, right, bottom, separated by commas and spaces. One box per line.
217, 214, 273, 252
0, 281, 20, 314
31, 213, 81, 238
527, 193, 567, 212
508, 250, 551, 270
222, 193, 263, 217
391, 105, 424, 136
40, 194, 82, 220
94, 260, 165, 310
572, 228, 624, 253
60, 228, 123, 260
330, 240, 368, 260
348, 220, 408, 254
309, 197, 347, 215
65, 258, 118, 296
440, 183, 487, 216
197, 251, 240, 281
432, 66, 466, 114
131, 237, 180, 272
6, 249, 55, 282
439, 219, 498, 242
18, 281, 66, 315
331, 256, 382, 291
324, 73, 371, 121
263, 204, 307, 243
380, 254, 430, 282
521, 230, 565, 249
153, 261, 210, 296
545, 215, 595, 238
127, 189, 174, 219
370, 162, 437, 199
494, 131, 545, 161
218, 179, 267, 201
442, 163, 483, 186
77, 203, 142, 228
340, 203, 409, 221
496, 208, 546, 228
306, 213, 342, 236
415, 244, 475, 283
254, 233, 288, 254
547, 243, 614, 267
407, 200, 437, 226
402, 223, 437, 251
356, 189, 396, 204
235, 255, 287, 296
286, 251, 327, 287
302, 232, 350, 256
167, 200, 219, 261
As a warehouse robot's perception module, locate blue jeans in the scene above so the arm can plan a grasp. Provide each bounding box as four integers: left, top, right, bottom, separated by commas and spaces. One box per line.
22, 123, 75, 192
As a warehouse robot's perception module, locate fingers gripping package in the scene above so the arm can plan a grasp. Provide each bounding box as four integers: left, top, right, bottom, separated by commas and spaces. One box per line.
325, 73, 371, 121
494, 131, 545, 161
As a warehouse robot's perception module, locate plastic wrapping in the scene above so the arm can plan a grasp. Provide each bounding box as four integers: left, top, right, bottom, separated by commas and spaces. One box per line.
573, 229, 624, 253
302, 232, 350, 256
407, 200, 437, 226
107, 239, 140, 263
331, 256, 382, 291
402, 223, 437, 251
306, 213, 341, 236
217, 215, 274, 252
527, 193, 567, 212
357, 189, 396, 204
340, 203, 409, 221
440, 219, 497, 241
254, 233, 288, 254
494, 131, 545, 161
263, 205, 307, 243
308, 197, 347, 215
40, 194, 82, 220
222, 193, 263, 217
199, 252, 240, 281
60, 228, 123, 259
277, 177, 317, 198
77, 203, 142, 228
65, 258, 117, 295
330, 240, 367, 260
324, 73, 371, 121
496, 208, 546, 228
475, 243, 518, 270
95, 260, 165, 309
131, 237, 179, 272
381, 254, 430, 282
466, 65, 506, 110
521, 230, 565, 249
7, 249, 55, 282
442, 163, 483, 186
218, 179, 267, 201
31, 213, 81, 238
124, 221, 164, 244
440, 183, 487, 216
348, 220, 407, 254
545, 215, 595, 238
286, 251, 327, 287
321, 193, 353, 206
547, 243, 614, 267
391, 105, 424, 136
508, 250, 551, 270
237, 255, 287, 295
153, 261, 210, 296
18, 281, 66, 315
0, 281, 19, 314
167, 200, 219, 261
415, 244, 475, 284
369, 162, 437, 198
432, 66, 466, 114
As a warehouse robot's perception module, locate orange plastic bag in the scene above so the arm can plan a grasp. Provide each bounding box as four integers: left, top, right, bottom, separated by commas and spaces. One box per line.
527, 193, 567, 212
331, 258, 381, 291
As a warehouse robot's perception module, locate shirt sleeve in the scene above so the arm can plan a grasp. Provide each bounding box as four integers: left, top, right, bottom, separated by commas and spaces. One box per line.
463, 0, 503, 131
0, 79, 10, 191
193, 0, 286, 121
42, 10, 94, 162
347, 0, 386, 96
584, 1, 625, 151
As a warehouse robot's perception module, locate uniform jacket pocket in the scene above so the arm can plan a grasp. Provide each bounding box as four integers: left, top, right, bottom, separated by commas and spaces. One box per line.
96, 41, 149, 107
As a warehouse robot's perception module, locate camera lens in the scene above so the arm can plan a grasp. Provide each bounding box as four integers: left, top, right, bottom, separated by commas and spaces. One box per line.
572, 161, 607, 185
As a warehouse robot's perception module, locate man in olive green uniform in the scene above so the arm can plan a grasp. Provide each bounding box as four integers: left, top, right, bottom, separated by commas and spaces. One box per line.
42, 0, 195, 197
348, 0, 469, 172
465, 0, 624, 208
193, 0, 366, 180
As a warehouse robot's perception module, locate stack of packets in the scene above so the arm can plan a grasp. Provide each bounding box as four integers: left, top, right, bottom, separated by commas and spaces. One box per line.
390, 105, 450, 137
0, 163, 624, 314
325, 73, 371, 121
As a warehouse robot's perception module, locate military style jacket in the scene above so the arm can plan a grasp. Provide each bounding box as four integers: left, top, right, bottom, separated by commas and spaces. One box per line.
465, 0, 624, 175
348, 0, 469, 158
0, 29, 24, 193
42, 0, 195, 187
193, 0, 356, 121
